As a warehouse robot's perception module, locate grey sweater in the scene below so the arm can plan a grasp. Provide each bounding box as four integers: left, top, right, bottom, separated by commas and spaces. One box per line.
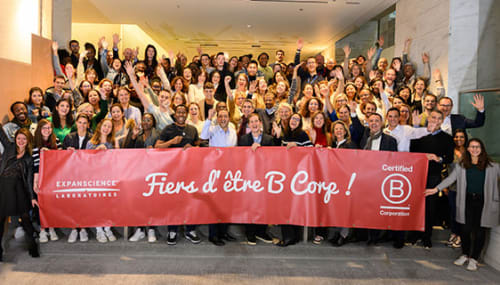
437, 162, 500, 228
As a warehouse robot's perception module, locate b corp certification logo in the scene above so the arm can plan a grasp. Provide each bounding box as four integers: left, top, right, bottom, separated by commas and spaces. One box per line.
380, 174, 411, 210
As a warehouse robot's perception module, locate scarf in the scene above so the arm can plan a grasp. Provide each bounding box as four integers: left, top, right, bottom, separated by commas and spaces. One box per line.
364, 130, 382, 150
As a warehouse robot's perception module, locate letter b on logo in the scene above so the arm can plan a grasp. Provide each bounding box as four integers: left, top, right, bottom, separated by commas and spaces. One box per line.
381, 174, 411, 204
389, 180, 404, 198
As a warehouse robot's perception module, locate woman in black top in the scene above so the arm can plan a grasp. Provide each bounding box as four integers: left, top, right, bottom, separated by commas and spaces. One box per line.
32, 119, 63, 243
0, 124, 39, 260
277, 113, 312, 247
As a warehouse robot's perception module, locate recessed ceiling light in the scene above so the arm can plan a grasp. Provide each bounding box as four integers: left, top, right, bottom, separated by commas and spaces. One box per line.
247, 24, 252, 28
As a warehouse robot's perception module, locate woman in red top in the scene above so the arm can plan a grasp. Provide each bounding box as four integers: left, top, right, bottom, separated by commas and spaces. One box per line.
306, 111, 331, 147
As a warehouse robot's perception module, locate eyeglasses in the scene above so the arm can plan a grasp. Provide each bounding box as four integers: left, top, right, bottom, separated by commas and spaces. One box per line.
291, 117, 301, 122
42, 126, 52, 130
439, 104, 452, 108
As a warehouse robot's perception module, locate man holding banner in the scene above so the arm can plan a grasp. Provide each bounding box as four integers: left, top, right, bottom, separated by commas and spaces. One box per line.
238, 113, 275, 245
410, 109, 454, 249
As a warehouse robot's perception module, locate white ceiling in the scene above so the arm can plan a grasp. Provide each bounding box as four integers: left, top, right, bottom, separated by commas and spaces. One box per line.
72, 0, 397, 59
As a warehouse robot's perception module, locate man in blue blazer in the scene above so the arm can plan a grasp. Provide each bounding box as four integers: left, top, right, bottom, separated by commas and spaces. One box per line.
437, 94, 485, 135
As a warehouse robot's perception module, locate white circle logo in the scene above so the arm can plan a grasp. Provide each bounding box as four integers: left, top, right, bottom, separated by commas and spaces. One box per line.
381, 174, 412, 204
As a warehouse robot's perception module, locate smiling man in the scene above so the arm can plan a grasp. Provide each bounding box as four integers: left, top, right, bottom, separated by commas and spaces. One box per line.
154, 104, 201, 245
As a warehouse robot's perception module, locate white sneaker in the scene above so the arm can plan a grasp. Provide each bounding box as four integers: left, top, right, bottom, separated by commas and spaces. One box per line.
105, 228, 117, 242
129, 229, 145, 242
48, 228, 59, 241
39, 230, 49, 243
79, 229, 89, 242
14, 226, 25, 239
467, 258, 478, 271
96, 229, 107, 243
454, 254, 468, 266
148, 229, 157, 243
67, 229, 78, 243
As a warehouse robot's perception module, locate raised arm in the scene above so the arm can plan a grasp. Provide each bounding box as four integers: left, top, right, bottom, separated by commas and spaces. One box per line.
125, 61, 152, 110
421, 52, 430, 81
288, 62, 303, 105
100, 45, 110, 78
156, 60, 172, 92
372, 36, 384, 70
51, 41, 66, 79
343, 45, 351, 79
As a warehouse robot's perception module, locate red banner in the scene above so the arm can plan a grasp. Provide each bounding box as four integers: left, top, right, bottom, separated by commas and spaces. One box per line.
39, 148, 428, 231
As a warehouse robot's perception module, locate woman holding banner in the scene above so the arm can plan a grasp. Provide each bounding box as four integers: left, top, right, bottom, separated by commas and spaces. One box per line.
426, 138, 500, 271
0, 124, 39, 261
274, 113, 312, 247
86, 118, 119, 243
32, 119, 62, 243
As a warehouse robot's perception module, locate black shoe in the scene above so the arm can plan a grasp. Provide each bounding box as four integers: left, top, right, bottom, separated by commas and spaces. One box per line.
423, 239, 432, 249
393, 239, 404, 249
209, 236, 225, 246
277, 239, 297, 247
255, 233, 273, 244
29, 241, 40, 258
336, 236, 347, 247
329, 233, 340, 246
0, 247, 3, 262
221, 233, 236, 242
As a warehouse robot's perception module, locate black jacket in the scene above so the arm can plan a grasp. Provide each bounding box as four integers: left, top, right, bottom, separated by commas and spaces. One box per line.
0, 124, 34, 200
238, 133, 275, 147
63, 131, 91, 150
450, 111, 485, 134
359, 129, 398, 152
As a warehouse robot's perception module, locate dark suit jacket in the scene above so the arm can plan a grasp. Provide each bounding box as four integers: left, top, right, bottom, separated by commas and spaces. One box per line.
255, 108, 276, 135
238, 133, 275, 147
360, 130, 398, 151
62, 131, 91, 150
450, 111, 485, 133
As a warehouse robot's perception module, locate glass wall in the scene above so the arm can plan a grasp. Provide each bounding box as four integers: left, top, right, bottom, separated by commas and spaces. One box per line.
458, 89, 500, 161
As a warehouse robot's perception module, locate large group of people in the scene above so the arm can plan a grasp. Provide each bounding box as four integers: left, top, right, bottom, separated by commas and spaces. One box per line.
0, 33, 498, 272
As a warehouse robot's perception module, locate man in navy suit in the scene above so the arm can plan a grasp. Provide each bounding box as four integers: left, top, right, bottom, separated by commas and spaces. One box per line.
238, 113, 275, 245
437, 94, 485, 135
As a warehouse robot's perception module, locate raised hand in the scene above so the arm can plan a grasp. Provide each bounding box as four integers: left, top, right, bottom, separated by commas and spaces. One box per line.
208, 108, 216, 120
335, 69, 344, 80
133, 47, 139, 59
422, 52, 429, 63
112, 33, 120, 47
349, 100, 357, 113
393, 59, 401, 71
272, 121, 281, 138
368, 70, 377, 81
124, 61, 135, 76
377, 35, 384, 48
343, 45, 351, 58
297, 38, 304, 50
196, 46, 202, 55
51, 41, 59, 54
403, 38, 412, 53
470, 94, 484, 111
433, 69, 442, 81
367, 46, 376, 59
224, 75, 232, 86
79, 49, 88, 60
249, 80, 257, 94
98, 36, 105, 50
412, 109, 421, 125
101, 38, 109, 50
65, 64, 74, 79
